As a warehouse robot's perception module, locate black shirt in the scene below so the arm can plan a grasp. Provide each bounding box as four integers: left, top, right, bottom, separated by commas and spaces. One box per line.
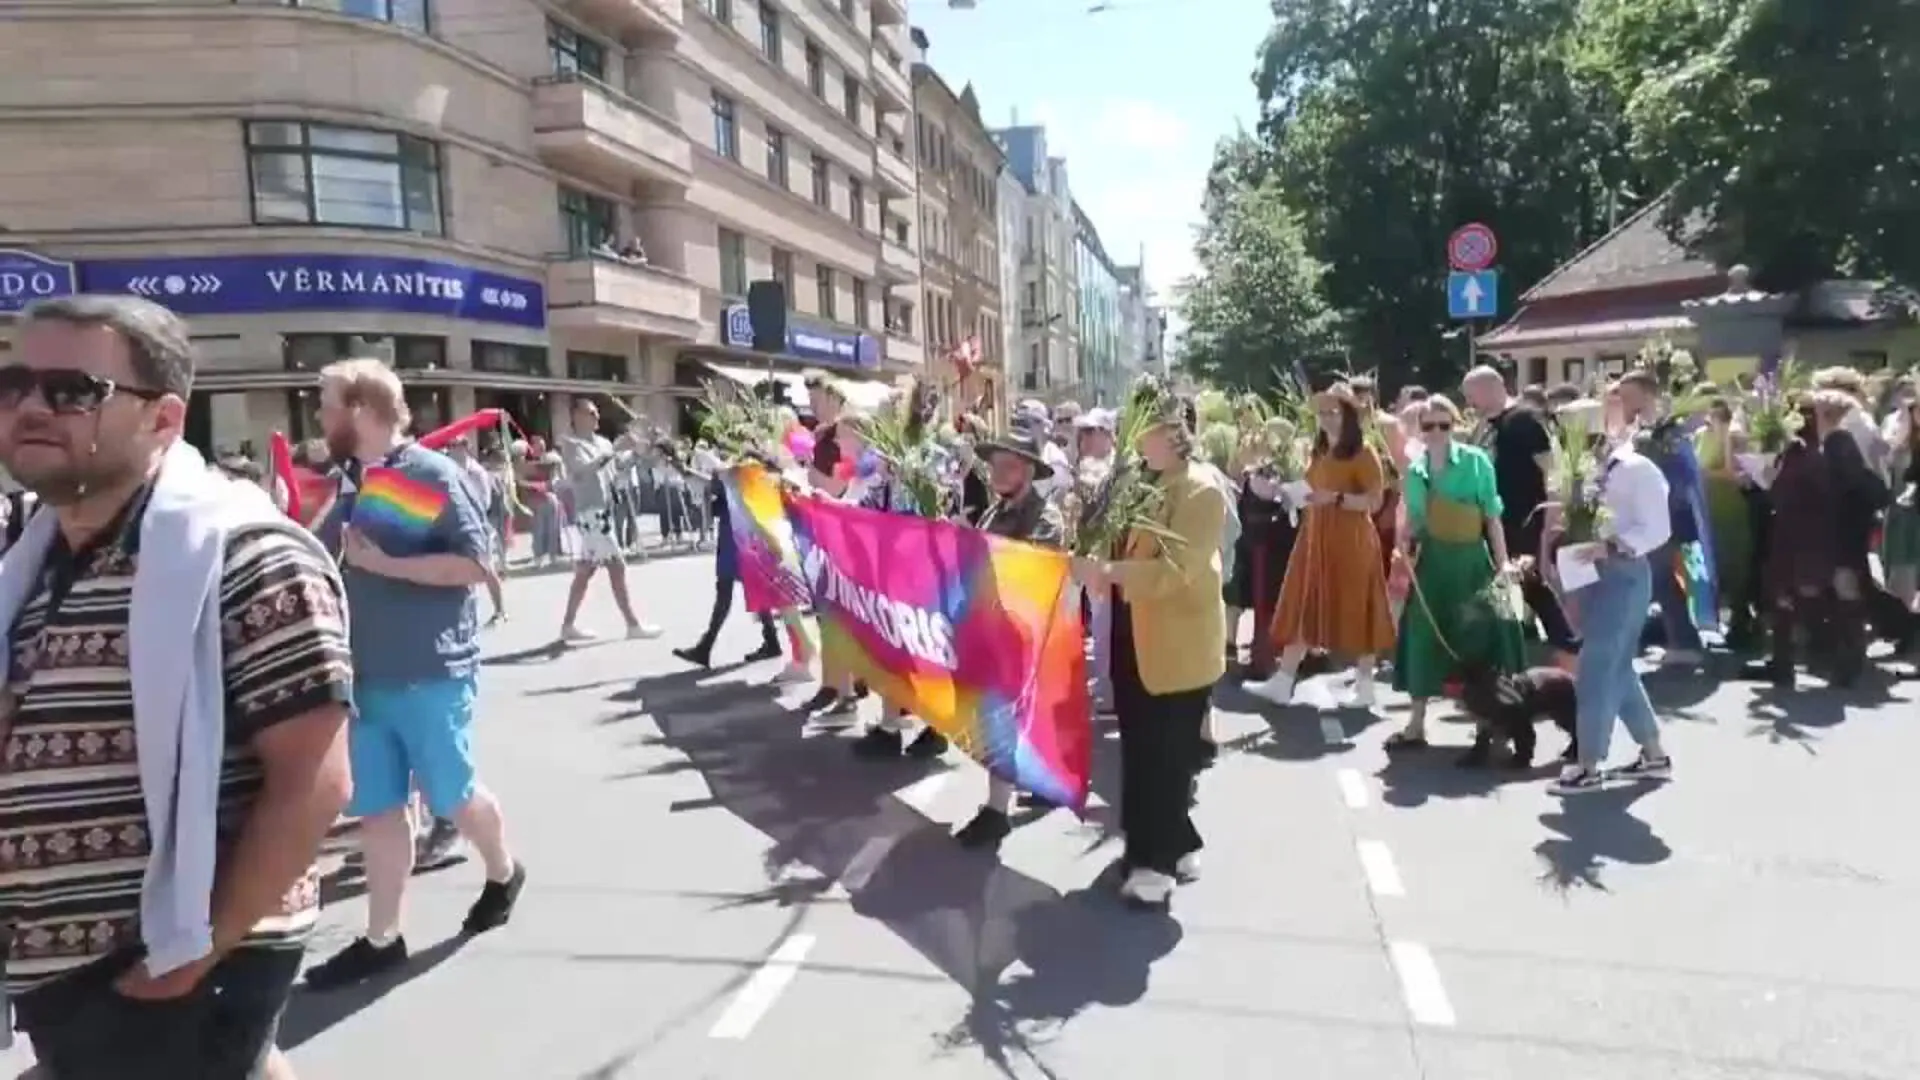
811, 421, 841, 477
1483, 405, 1552, 541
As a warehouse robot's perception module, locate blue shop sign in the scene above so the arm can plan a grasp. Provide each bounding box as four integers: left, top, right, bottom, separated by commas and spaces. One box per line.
722, 301, 877, 369
79, 253, 546, 329
0, 249, 78, 316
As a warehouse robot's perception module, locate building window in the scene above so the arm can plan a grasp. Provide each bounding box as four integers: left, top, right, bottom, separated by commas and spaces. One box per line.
276, 0, 428, 32
847, 177, 865, 230
704, 0, 732, 22
282, 333, 445, 373
852, 278, 869, 329
711, 92, 738, 160
757, 1, 781, 63
841, 74, 860, 125
718, 227, 748, 296
805, 41, 824, 96
558, 187, 617, 256
810, 154, 830, 207
547, 19, 606, 78
816, 265, 835, 320
771, 248, 795, 294
764, 127, 789, 188
471, 341, 551, 377
247, 120, 443, 234
566, 350, 629, 382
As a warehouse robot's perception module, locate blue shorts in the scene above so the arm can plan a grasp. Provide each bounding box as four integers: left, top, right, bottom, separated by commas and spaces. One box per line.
346, 676, 479, 818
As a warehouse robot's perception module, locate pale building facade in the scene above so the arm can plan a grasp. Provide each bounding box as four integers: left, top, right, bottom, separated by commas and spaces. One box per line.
0, 0, 917, 453
912, 64, 1004, 422
993, 126, 1079, 403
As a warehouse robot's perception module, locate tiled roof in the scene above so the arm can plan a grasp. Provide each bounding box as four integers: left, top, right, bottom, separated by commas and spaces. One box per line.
1521, 196, 1719, 302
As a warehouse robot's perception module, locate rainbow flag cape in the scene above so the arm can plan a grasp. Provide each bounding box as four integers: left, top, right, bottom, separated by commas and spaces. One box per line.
721, 463, 809, 612
354, 466, 449, 545
721, 465, 1092, 810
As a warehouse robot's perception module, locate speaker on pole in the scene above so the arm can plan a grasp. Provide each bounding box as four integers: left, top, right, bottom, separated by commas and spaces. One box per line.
746, 280, 787, 355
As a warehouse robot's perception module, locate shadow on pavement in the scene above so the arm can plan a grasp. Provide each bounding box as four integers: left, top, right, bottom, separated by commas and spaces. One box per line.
1374, 743, 1559, 808
280, 935, 470, 1049
626, 674, 1181, 1078
1533, 780, 1671, 894
1744, 676, 1896, 750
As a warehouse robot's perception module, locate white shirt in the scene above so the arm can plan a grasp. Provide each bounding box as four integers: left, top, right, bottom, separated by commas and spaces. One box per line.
1038, 442, 1073, 500
1602, 443, 1672, 558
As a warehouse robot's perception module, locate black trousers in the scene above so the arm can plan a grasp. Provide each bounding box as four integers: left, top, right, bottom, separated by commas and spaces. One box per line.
15, 946, 303, 1080
698, 564, 777, 654
1507, 519, 1579, 653
1112, 597, 1207, 875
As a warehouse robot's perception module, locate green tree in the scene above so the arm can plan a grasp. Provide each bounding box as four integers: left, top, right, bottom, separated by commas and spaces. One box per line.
1602, 0, 1920, 290
1251, 0, 1638, 389
1176, 139, 1339, 391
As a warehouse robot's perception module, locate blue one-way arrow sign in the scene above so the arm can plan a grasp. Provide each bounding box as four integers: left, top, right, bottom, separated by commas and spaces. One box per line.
1447, 270, 1498, 320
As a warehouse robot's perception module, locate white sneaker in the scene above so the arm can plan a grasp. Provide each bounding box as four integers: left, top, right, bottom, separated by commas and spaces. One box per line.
560, 625, 597, 644
1350, 677, 1377, 709
1175, 853, 1200, 882
773, 663, 812, 685
1245, 671, 1295, 706
1117, 867, 1175, 907
627, 623, 663, 640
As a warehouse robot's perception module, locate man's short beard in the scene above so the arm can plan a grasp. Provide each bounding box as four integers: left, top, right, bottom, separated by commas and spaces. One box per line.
15, 455, 133, 507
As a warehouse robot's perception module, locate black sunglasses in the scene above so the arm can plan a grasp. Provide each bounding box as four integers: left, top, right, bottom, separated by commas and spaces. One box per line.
0, 367, 166, 415
1422, 421, 1453, 432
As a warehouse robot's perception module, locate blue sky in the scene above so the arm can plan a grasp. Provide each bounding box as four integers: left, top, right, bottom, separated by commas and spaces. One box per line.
908, 0, 1273, 307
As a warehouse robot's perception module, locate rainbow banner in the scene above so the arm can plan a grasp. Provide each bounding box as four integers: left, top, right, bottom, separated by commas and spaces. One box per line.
354, 466, 449, 549
722, 464, 808, 613
725, 465, 1092, 811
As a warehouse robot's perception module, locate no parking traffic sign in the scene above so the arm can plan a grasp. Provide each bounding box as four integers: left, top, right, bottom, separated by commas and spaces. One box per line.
1447, 223, 1498, 273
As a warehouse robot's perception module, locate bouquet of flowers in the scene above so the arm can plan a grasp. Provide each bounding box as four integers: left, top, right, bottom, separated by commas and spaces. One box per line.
856, 376, 952, 518
1071, 372, 1178, 558
696, 378, 784, 459
1745, 364, 1804, 453
1545, 408, 1611, 545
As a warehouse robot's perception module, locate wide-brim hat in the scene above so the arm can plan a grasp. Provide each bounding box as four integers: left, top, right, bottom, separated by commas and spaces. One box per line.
975, 431, 1055, 479
1312, 381, 1360, 411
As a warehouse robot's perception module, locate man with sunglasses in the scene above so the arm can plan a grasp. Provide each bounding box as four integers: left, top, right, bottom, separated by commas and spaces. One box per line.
0, 295, 355, 1078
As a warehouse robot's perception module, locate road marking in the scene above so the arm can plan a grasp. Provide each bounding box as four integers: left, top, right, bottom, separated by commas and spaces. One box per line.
1388, 941, 1456, 1026
1319, 717, 1346, 745
708, 933, 817, 1039
836, 834, 898, 895
892, 772, 951, 814
1336, 768, 1369, 809
1356, 839, 1404, 897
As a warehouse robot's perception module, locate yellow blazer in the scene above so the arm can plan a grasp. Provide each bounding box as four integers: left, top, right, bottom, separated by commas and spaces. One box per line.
1109, 460, 1229, 695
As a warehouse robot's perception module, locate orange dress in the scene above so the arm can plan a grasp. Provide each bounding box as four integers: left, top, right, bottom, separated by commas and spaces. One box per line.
1270, 447, 1398, 657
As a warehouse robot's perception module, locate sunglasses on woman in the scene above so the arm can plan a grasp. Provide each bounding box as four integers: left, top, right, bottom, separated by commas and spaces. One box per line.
0, 367, 165, 415
1422, 421, 1453, 432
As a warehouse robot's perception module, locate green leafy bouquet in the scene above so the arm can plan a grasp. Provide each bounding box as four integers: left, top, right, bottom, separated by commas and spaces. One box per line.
852, 376, 952, 518
696, 378, 783, 459
1072, 373, 1179, 558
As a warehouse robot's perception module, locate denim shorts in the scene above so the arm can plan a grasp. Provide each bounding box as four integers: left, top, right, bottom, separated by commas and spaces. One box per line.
347, 676, 479, 818
15, 946, 302, 1080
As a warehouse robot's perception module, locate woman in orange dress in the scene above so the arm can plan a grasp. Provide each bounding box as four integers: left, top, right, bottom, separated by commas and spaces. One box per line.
1246, 382, 1398, 708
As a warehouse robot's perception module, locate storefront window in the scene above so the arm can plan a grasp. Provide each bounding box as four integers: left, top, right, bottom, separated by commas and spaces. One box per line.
566, 351, 628, 382
475, 389, 551, 443
283, 333, 445, 371
472, 341, 551, 378
404, 386, 451, 434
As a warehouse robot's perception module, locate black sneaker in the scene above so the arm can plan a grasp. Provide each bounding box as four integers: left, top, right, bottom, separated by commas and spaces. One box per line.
1610, 752, 1673, 781
1016, 791, 1058, 811
414, 817, 466, 872
1549, 765, 1606, 796
462, 862, 527, 935
798, 687, 840, 713
905, 729, 949, 759
851, 680, 871, 701
851, 727, 904, 759
305, 936, 408, 991
953, 807, 1012, 849
672, 646, 712, 669
1196, 741, 1220, 771
744, 642, 783, 663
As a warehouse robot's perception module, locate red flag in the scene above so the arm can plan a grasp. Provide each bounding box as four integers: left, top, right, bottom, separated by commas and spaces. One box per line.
419, 408, 521, 450
268, 432, 300, 520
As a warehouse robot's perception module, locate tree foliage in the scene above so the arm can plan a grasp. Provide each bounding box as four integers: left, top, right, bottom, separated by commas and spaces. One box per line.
1176, 135, 1339, 392
1177, 0, 1920, 394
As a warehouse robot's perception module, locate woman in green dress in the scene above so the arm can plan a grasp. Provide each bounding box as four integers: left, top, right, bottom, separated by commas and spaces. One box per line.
1695, 398, 1757, 645
1386, 395, 1525, 749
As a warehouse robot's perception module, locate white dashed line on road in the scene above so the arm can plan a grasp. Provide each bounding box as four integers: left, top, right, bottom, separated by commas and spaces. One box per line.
892, 772, 952, 814
1388, 941, 1457, 1027
1336, 768, 1369, 809
708, 933, 817, 1039
1319, 717, 1346, 745
1356, 839, 1405, 897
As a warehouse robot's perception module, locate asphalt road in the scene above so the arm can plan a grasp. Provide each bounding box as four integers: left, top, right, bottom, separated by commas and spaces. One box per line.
7, 553, 1918, 1079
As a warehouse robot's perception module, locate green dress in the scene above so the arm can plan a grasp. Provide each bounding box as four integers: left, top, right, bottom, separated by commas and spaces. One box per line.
1392, 442, 1526, 698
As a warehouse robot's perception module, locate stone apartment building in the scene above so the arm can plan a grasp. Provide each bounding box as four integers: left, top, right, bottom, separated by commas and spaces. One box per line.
911, 62, 1005, 422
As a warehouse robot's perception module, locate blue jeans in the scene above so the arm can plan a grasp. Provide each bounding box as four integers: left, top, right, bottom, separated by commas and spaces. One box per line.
1651, 541, 1704, 651
1573, 557, 1662, 768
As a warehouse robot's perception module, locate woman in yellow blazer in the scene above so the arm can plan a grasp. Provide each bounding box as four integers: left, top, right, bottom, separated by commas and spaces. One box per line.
1075, 396, 1229, 908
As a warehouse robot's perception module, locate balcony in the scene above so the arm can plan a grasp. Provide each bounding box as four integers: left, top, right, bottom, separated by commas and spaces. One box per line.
532, 73, 693, 192
871, 0, 906, 25
884, 333, 924, 368
545, 256, 703, 340
554, 0, 682, 43
871, 46, 911, 111
880, 239, 918, 283
874, 139, 914, 197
